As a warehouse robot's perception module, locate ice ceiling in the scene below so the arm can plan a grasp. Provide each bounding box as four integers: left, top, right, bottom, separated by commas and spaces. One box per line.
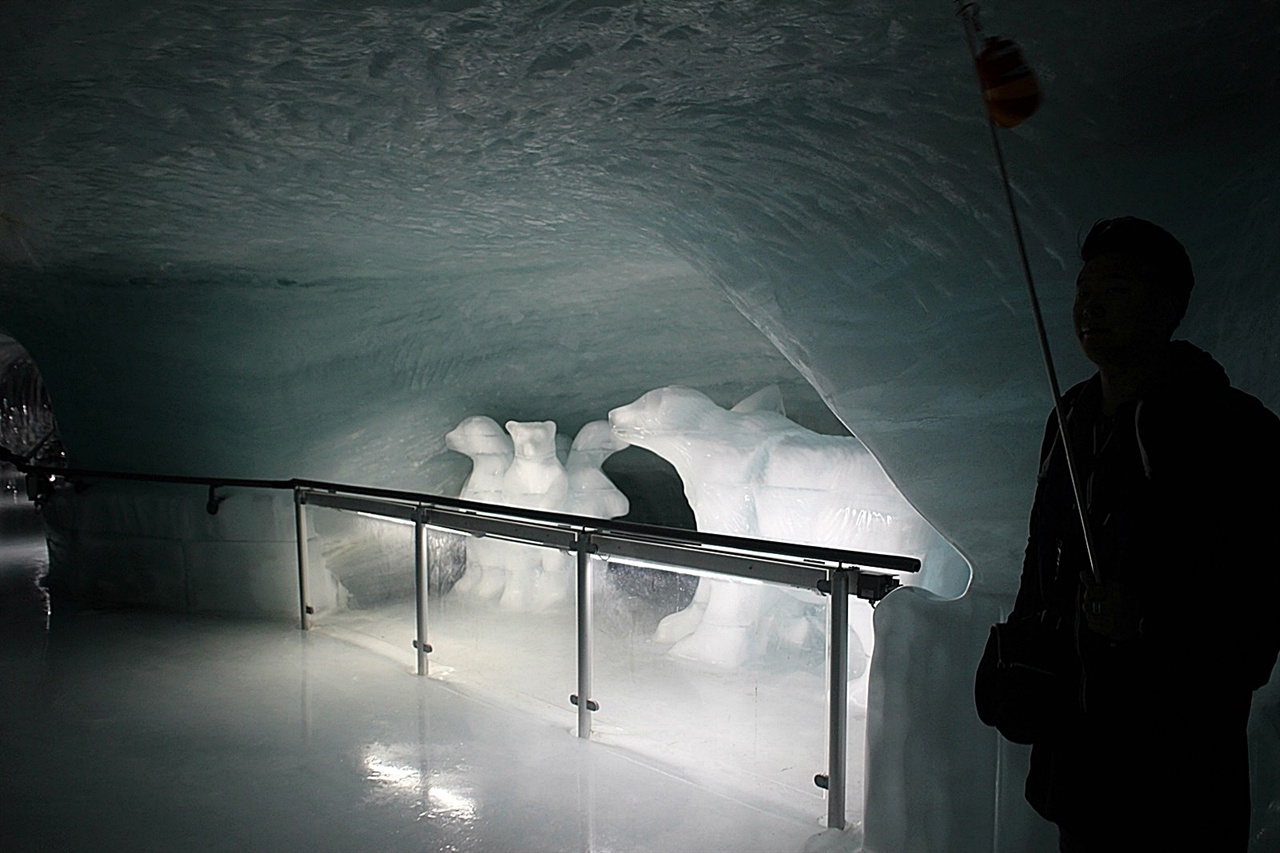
1, 0, 1276, 590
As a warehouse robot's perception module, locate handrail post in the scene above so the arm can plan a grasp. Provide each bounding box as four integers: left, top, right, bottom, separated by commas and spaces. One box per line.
826, 567, 852, 830
576, 533, 595, 739
294, 488, 312, 631
414, 509, 430, 676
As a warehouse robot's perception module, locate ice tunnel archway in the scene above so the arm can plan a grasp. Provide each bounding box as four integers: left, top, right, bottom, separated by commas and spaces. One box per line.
0, 0, 1089, 590
1, 0, 1277, 849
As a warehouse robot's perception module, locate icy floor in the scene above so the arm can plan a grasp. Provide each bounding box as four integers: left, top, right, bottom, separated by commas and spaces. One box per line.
322, 584, 864, 823
0, 497, 861, 853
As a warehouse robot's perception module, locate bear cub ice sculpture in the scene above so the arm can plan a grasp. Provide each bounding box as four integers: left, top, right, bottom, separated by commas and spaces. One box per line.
500, 420, 569, 610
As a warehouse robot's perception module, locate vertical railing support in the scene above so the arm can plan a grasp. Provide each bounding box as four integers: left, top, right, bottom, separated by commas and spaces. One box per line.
294, 488, 312, 631
826, 567, 852, 830
575, 533, 596, 739
414, 510, 430, 676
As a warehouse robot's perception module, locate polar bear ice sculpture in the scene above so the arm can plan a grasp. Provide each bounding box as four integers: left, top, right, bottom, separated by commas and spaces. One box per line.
446, 416, 630, 610
564, 421, 631, 519
499, 420, 569, 611
608, 385, 933, 674
528, 420, 634, 609
445, 416, 514, 601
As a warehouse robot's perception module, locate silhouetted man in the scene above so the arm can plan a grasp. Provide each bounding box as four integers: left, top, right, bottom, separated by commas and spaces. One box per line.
978, 217, 1280, 851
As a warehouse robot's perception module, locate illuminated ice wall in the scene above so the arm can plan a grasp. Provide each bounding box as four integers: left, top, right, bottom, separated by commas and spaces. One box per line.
1, 1, 1277, 850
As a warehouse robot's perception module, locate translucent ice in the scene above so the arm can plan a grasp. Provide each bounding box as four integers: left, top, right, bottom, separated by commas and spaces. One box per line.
609, 385, 959, 673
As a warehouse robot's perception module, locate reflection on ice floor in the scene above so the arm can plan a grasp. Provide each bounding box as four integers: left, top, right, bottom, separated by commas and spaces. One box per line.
322, 580, 863, 827
0, 499, 856, 852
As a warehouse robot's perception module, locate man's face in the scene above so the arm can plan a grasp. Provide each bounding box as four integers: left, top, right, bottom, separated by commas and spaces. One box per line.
1073, 252, 1176, 369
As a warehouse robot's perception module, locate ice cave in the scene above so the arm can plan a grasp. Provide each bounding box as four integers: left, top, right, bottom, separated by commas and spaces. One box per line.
1, 1, 1277, 851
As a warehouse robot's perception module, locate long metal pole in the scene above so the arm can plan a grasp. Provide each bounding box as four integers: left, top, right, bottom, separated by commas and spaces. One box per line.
576, 535, 595, 739
414, 513, 430, 676
294, 489, 312, 631
982, 118, 1100, 583
955, 1, 1100, 583
826, 568, 851, 830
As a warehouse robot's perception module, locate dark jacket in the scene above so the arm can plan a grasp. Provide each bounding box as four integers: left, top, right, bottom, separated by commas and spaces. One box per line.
1008, 341, 1279, 848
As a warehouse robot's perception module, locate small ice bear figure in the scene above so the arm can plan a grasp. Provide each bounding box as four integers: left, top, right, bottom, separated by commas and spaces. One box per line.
500, 420, 569, 611
445, 416, 514, 600
564, 420, 631, 519
609, 385, 931, 681
524, 420, 634, 610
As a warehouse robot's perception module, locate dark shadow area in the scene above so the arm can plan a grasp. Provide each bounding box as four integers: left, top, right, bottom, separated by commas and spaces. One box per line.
603, 445, 697, 531
602, 445, 699, 610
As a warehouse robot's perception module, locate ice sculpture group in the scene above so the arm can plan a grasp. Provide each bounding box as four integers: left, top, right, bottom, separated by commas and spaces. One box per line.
609, 386, 933, 679
446, 416, 630, 611
446, 385, 941, 681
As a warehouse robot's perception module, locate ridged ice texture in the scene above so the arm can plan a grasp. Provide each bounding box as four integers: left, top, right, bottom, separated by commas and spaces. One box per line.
2, 0, 1277, 581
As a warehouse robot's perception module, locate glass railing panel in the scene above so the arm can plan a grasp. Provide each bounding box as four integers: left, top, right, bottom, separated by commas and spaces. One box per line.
588, 557, 829, 823
303, 505, 420, 664
425, 538, 579, 728
308, 504, 580, 725
838, 594, 876, 829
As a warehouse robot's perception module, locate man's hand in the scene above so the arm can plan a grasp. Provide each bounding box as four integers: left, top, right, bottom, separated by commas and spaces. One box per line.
1080, 572, 1142, 642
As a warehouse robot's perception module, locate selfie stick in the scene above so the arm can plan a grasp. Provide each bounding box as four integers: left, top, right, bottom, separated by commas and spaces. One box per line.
955, 2, 1102, 583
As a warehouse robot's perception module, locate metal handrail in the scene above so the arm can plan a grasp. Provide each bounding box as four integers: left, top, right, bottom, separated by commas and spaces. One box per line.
23, 463, 921, 575
28, 462, 923, 830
